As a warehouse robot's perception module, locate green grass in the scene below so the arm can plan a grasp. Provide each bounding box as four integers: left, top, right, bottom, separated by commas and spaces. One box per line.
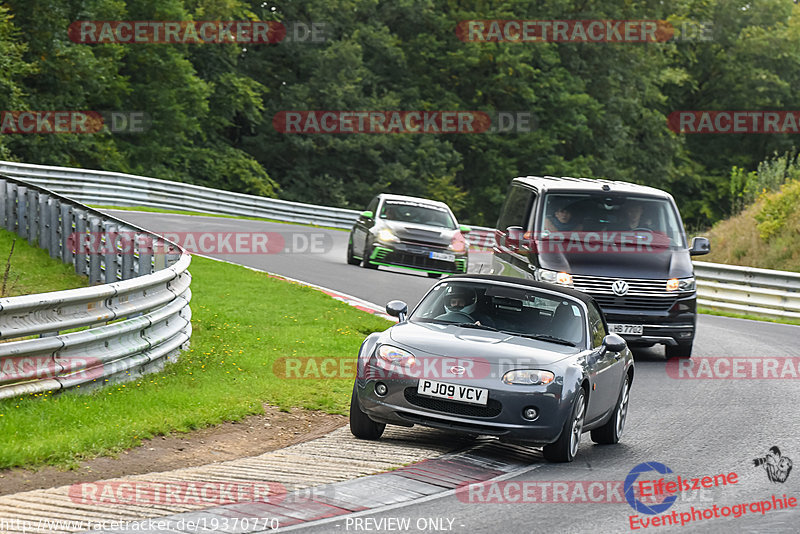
699, 306, 800, 327
0, 255, 391, 470
89, 204, 348, 232
0, 229, 88, 296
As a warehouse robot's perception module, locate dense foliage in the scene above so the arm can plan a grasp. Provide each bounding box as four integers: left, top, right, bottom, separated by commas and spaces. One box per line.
1, 0, 799, 227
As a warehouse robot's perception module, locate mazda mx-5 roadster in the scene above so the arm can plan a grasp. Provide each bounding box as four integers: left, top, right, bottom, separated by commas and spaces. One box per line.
350, 274, 634, 462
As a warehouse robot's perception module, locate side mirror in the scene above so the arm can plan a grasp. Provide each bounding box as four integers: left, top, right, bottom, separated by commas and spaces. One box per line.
361, 210, 374, 220
386, 300, 408, 321
602, 333, 627, 354
505, 226, 523, 250
459, 225, 472, 234
690, 236, 710, 256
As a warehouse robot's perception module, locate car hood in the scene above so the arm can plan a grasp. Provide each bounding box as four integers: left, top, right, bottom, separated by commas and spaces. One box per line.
388, 321, 578, 367
536, 245, 693, 279
381, 220, 456, 246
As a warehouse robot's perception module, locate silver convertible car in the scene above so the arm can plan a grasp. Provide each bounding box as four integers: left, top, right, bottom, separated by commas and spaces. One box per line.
350, 275, 634, 462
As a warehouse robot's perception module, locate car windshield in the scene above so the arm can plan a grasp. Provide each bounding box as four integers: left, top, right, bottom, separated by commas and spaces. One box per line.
380, 201, 456, 229
410, 281, 586, 346
540, 193, 687, 249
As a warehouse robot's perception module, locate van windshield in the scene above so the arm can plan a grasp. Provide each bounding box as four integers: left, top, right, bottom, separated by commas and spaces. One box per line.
540, 193, 687, 249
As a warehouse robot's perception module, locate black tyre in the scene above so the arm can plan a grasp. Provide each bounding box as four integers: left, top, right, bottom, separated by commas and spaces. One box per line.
427, 272, 443, 278
360, 240, 379, 269
346, 239, 360, 265
665, 341, 693, 359
542, 387, 587, 463
349, 384, 385, 440
591, 374, 630, 445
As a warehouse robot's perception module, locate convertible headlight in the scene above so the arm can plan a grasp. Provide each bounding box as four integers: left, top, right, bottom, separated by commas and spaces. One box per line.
377, 345, 416, 367
502, 369, 555, 385
536, 269, 573, 287
377, 228, 399, 243
666, 277, 695, 292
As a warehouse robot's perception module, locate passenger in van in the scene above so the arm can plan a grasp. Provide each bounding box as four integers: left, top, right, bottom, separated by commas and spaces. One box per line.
544, 201, 583, 232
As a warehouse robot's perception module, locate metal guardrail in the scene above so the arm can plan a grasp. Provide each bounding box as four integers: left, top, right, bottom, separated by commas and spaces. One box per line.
0, 160, 361, 229
0, 175, 191, 400
694, 261, 800, 320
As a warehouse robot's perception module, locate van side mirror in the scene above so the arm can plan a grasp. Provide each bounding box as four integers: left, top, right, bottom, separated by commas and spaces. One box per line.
505, 226, 523, 251
690, 236, 710, 256
386, 300, 408, 321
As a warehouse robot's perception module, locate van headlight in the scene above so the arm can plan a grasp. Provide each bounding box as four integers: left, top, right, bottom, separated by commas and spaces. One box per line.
536, 269, 573, 287
666, 277, 695, 292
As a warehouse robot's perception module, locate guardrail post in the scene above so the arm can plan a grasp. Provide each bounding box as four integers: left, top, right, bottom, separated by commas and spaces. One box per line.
74, 209, 87, 276
119, 227, 134, 280
48, 198, 59, 258
0, 179, 6, 228
27, 188, 38, 246
4, 182, 16, 232
88, 216, 101, 283
61, 204, 74, 265
103, 221, 118, 283
39, 193, 50, 253
17, 186, 27, 239
137, 232, 152, 276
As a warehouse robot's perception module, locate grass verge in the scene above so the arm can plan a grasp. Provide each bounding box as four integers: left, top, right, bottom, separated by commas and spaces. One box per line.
0, 255, 391, 470
0, 229, 88, 296
89, 205, 348, 232
699, 306, 800, 327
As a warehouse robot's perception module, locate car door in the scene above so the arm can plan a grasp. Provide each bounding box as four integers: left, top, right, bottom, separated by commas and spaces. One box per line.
493, 185, 537, 278
585, 302, 626, 422
354, 196, 379, 256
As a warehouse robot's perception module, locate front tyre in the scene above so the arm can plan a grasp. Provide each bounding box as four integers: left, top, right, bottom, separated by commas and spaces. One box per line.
542, 387, 586, 463
346, 239, 360, 265
591, 374, 630, 445
665, 341, 693, 359
349, 384, 385, 440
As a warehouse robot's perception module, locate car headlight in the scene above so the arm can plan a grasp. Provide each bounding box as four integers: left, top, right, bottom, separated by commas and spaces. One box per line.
448, 233, 466, 253
502, 369, 555, 385
666, 277, 695, 292
377, 345, 416, 367
377, 228, 399, 243
536, 269, 573, 287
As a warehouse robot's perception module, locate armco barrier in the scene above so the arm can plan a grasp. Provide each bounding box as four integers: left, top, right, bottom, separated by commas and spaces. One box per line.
0, 160, 360, 229
0, 175, 191, 400
694, 261, 800, 320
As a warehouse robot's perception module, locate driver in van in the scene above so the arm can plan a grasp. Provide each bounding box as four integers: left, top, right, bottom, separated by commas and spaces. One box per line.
616, 201, 652, 230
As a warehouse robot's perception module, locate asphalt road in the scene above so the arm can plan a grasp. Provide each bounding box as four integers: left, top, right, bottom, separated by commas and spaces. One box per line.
105, 210, 800, 534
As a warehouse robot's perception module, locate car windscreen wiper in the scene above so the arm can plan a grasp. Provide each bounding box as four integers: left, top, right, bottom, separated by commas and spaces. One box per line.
450, 322, 500, 332
501, 331, 577, 347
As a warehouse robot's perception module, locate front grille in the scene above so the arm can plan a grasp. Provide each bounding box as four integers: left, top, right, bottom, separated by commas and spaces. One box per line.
572, 274, 670, 295
592, 294, 677, 311
391, 253, 456, 271
402, 238, 448, 248
404, 388, 502, 418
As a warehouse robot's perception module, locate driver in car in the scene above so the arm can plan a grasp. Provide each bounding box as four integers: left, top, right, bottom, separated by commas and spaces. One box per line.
438, 287, 495, 327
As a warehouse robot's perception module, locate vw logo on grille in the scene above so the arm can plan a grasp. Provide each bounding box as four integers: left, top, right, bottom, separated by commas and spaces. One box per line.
450, 366, 466, 376
612, 280, 629, 296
